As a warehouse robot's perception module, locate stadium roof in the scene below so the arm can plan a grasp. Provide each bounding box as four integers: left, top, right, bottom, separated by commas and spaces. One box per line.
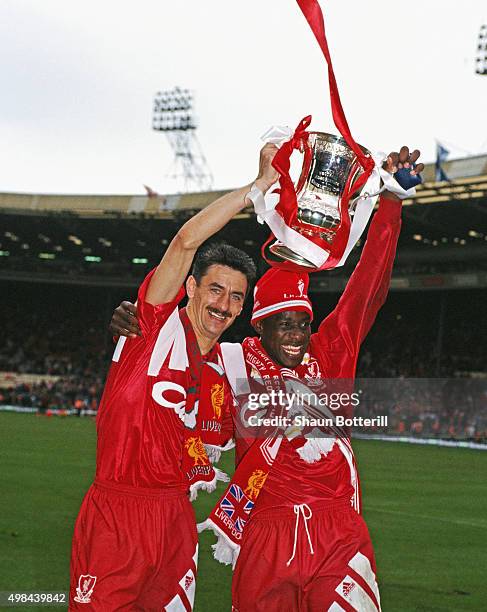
0, 155, 486, 216
1, 154, 486, 292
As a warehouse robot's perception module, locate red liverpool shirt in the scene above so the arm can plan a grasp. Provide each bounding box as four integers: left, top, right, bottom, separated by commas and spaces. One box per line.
95, 271, 191, 490
233, 198, 402, 511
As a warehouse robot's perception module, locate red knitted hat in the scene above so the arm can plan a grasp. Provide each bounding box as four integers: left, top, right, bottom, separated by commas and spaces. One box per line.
251, 269, 313, 324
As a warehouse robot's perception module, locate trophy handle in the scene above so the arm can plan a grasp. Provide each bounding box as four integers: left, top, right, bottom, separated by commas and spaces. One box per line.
328, 159, 358, 244
294, 134, 313, 198
339, 158, 364, 218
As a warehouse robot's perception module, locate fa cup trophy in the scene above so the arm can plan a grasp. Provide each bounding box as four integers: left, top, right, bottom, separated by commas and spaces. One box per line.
250, 118, 421, 273
268, 131, 371, 269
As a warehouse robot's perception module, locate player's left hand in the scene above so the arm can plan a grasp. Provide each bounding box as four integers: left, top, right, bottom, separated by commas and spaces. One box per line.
382, 146, 424, 201
109, 301, 141, 337
254, 143, 279, 194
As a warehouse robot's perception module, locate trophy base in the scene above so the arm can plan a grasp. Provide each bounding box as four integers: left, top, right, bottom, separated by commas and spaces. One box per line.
268, 242, 317, 269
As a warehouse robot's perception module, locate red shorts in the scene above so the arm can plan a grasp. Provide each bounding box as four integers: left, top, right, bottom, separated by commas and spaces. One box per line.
69, 480, 198, 611
232, 500, 381, 612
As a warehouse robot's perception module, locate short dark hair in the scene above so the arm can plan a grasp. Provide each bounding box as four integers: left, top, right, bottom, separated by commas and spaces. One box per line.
191, 242, 256, 299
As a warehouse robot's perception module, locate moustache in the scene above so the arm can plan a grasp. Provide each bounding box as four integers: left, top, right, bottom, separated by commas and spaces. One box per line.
207, 307, 231, 319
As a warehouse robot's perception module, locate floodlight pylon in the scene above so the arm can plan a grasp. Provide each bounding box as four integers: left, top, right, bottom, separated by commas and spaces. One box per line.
475, 25, 487, 75
152, 87, 214, 193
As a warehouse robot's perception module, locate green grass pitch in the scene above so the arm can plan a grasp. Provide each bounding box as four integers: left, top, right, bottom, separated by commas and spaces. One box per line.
0, 412, 485, 611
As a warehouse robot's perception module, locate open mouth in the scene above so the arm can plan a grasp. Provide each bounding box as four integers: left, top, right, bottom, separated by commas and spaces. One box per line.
207, 308, 228, 323
281, 345, 303, 358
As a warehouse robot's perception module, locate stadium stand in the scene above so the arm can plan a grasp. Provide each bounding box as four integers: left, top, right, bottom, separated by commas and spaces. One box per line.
1, 156, 486, 441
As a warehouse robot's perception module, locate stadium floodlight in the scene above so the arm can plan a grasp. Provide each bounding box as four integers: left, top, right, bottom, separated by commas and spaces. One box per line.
152, 86, 213, 193
68, 235, 83, 246
475, 25, 487, 75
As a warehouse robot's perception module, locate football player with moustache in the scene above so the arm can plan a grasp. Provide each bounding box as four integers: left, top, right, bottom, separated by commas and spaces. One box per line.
69, 144, 278, 611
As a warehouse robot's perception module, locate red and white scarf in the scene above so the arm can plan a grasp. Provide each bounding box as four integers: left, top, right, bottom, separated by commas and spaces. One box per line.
179, 308, 233, 500
198, 337, 340, 565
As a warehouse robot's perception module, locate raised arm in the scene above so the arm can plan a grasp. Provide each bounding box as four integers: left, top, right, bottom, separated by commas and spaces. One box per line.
145, 144, 279, 305
316, 147, 423, 354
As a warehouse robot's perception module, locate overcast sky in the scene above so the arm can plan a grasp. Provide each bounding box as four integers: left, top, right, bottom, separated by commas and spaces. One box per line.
1, 0, 486, 195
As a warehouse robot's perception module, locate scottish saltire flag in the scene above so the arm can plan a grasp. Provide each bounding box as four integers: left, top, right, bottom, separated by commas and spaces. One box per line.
435, 142, 450, 181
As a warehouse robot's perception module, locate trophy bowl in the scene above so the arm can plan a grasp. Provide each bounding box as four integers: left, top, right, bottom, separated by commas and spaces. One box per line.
268, 132, 371, 268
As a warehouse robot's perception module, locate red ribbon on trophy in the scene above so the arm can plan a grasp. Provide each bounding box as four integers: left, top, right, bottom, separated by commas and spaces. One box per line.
258, 0, 377, 273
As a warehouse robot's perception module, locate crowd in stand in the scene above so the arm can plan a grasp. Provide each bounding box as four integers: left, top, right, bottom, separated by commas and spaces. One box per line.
1, 282, 486, 442
1, 282, 112, 415
354, 378, 487, 443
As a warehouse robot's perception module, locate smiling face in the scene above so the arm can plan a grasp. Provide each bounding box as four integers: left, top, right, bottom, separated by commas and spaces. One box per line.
254, 310, 312, 368
186, 264, 247, 347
